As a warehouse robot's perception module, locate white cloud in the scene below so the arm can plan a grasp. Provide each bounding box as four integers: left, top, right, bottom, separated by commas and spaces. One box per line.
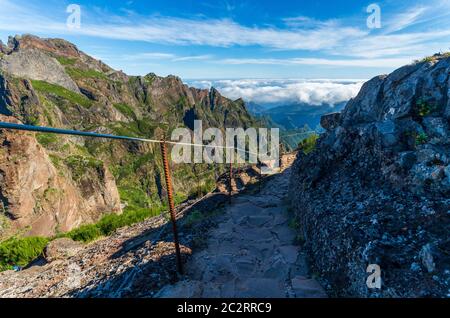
188, 79, 365, 106
172, 55, 213, 62
0, 0, 364, 50
220, 57, 414, 68
0, 0, 449, 75
122, 52, 176, 60
120, 52, 212, 62
337, 29, 450, 58
384, 6, 428, 33
282, 16, 339, 29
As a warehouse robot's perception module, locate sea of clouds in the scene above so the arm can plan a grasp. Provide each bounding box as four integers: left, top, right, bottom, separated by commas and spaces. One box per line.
187, 79, 366, 107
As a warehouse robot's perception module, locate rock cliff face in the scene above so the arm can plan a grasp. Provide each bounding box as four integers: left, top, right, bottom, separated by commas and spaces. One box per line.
0, 34, 257, 237
0, 49, 80, 93
0, 115, 121, 237
289, 53, 450, 297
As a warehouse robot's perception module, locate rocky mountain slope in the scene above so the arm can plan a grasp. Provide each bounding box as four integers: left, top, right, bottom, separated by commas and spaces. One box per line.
0, 161, 278, 297
0, 34, 257, 238
289, 53, 450, 297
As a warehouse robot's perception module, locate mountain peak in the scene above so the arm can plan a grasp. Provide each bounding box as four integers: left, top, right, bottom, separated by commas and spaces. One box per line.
2, 34, 80, 58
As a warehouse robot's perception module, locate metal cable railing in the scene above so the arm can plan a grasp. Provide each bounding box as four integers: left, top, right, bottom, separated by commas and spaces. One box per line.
0, 121, 271, 274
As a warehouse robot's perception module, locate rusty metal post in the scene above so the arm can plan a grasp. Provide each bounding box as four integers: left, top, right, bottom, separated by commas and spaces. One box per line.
160, 140, 183, 275
229, 161, 233, 204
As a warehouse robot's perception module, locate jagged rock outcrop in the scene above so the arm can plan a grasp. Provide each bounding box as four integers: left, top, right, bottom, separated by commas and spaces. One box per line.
0, 115, 122, 237
0, 48, 80, 93
320, 112, 341, 131
289, 53, 450, 297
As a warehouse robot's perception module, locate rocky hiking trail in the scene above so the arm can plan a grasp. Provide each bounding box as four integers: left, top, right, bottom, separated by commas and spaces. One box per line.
0, 161, 326, 298
155, 168, 327, 298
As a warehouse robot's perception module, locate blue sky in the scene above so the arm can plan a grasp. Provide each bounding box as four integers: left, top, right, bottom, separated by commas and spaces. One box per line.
0, 0, 449, 80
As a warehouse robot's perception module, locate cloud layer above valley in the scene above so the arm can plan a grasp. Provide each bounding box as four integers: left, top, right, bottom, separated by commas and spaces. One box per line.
188, 79, 365, 106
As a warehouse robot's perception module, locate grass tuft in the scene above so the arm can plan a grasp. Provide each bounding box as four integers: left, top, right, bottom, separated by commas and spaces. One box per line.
56, 56, 77, 66
0, 237, 49, 270
298, 133, 319, 155
113, 103, 136, 119
66, 67, 108, 81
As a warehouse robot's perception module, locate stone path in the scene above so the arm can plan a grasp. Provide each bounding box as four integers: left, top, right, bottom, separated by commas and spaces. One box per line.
155, 168, 327, 298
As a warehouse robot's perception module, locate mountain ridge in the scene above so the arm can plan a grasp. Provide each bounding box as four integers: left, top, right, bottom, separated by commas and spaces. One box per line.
0, 34, 258, 238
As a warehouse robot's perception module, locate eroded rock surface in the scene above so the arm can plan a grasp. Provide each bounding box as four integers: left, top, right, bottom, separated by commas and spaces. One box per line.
289, 54, 450, 297
0, 115, 121, 237
0, 49, 79, 93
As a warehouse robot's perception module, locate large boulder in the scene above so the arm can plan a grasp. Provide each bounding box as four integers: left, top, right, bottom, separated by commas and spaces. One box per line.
320, 112, 341, 131
44, 238, 83, 262
289, 54, 450, 297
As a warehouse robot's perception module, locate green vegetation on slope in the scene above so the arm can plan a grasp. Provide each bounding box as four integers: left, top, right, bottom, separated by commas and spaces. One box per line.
66, 67, 108, 81
31, 80, 93, 108
0, 205, 168, 270
56, 56, 77, 66
63, 205, 165, 242
298, 133, 319, 155
108, 119, 157, 138
113, 103, 136, 119
0, 237, 49, 271
36, 132, 59, 148
64, 155, 103, 181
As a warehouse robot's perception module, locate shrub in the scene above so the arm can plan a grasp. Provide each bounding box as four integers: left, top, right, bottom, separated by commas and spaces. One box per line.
64, 205, 164, 243
64, 155, 103, 181
0, 237, 49, 270
415, 99, 437, 117
415, 132, 428, 146
0, 206, 167, 271
65, 224, 102, 243
188, 180, 215, 199
298, 133, 319, 155
118, 186, 152, 208
184, 210, 203, 228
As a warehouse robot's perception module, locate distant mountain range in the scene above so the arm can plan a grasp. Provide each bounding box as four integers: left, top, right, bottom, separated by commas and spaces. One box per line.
249, 101, 346, 130
186, 78, 362, 136
246, 101, 347, 149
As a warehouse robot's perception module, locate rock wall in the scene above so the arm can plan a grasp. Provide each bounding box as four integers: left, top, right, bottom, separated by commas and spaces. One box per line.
288, 54, 450, 297
0, 115, 121, 237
